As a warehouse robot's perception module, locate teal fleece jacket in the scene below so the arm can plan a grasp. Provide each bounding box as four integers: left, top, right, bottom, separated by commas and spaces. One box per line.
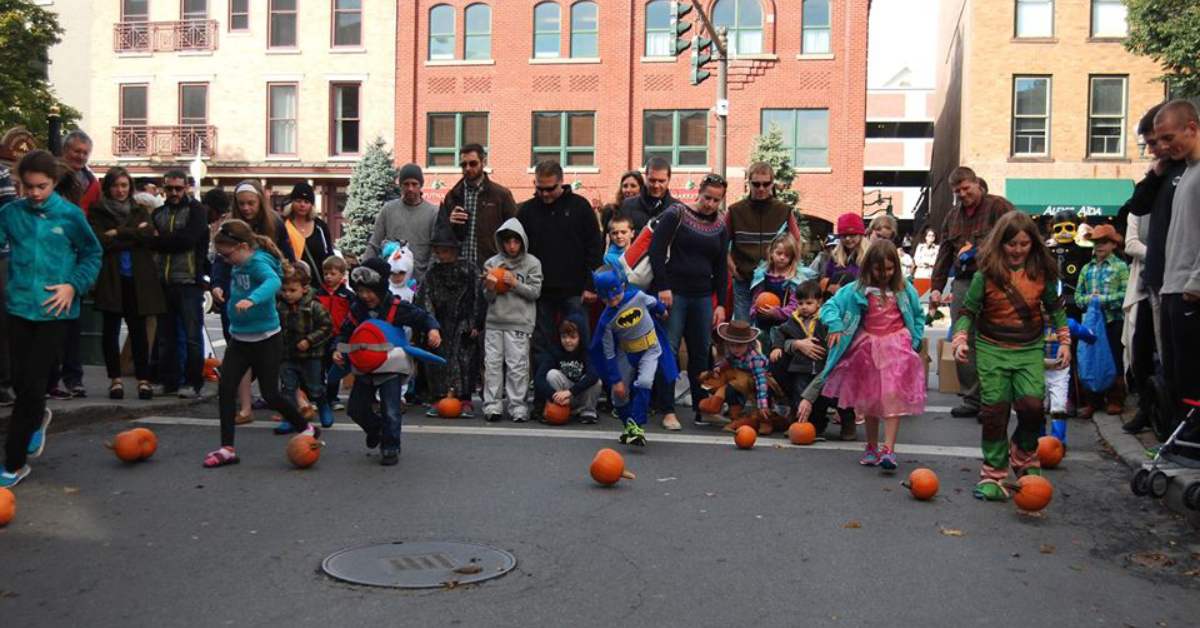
228, 249, 284, 336
0, 191, 101, 322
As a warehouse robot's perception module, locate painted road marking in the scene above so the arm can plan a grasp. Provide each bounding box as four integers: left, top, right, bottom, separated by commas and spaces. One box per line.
135, 416, 1102, 462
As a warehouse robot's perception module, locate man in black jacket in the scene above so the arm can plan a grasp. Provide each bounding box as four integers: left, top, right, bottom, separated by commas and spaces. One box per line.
517, 160, 604, 378
616, 156, 676, 234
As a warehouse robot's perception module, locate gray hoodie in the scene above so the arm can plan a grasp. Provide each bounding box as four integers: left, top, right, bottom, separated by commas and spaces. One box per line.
1163, 159, 1200, 296
483, 217, 542, 332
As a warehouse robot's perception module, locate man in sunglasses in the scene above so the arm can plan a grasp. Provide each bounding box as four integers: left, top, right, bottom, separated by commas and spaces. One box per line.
726, 162, 803, 321
435, 144, 517, 272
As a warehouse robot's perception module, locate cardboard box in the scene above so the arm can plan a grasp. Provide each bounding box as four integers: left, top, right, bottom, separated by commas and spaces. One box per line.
937, 338, 961, 394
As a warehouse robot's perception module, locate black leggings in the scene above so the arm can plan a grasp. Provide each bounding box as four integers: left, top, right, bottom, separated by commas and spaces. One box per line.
218, 333, 305, 447
5, 316, 66, 472
102, 278, 149, 380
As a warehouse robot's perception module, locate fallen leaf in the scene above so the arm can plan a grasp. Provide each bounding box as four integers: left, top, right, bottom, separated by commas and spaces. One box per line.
843, 520, 862, 529
63, 486, 79, 495
705, 492, 717, 497
1129, 552, 1176, 569
939, 528, 965, 537
442, 579, 460, 590
1039, 544, 1056, 554
453, 564, 482, 575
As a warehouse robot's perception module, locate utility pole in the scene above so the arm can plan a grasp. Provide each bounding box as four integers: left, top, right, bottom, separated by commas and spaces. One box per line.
687, 0, 728, 182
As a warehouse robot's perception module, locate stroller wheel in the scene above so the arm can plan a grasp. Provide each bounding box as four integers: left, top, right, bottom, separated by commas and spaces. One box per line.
1131, 469, 1151, 497
1149, 470, 1171, 499
1184, 482, 1200, 511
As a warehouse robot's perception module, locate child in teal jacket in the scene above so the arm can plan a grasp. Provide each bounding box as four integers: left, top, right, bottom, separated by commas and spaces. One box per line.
1, 150, 102, 488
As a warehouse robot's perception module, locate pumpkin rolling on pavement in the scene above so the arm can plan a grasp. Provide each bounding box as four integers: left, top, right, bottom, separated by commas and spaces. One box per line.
1012, 474, 1054, 512
902, 468, 939, 501
734, 425, 757, 449
287, 434, 323, 469
0, 487, 14, 527
130, 427, 158, 460
1037, 436, 1064, 469
788, 421, 817, 445
107, 428, 157, 463
590, 448, 635, 486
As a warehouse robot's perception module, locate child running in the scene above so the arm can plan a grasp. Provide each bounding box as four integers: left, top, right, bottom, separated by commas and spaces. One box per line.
799, 239, 926, 472
273, 261, 334, 433
0, 150, 102, 488
207, 220, 316, 468
951, 211, 1069, 501
750, 234, 814, 336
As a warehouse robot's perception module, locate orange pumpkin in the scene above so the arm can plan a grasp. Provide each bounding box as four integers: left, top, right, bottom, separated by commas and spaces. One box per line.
488, 267, 511, 294
203, 357, 221, 382
698, 395, 724, 415
903, 468, 940, 501
543, 400, 571, 425
436, 390, 463, 418
754, 292, 782, 312
590, 448, 635, 486
734, 425, 757, 449
130, 427, 158, 460
1037, 436, 1064, 469
287, 434, 323, 469
788, 421, 817, 445
0, 487, 14, 527
107, 430, 144, 463
1012, 474, 1054, 512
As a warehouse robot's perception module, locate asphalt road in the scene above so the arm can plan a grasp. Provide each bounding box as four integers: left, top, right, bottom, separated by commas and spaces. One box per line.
1, 390, 1198, 627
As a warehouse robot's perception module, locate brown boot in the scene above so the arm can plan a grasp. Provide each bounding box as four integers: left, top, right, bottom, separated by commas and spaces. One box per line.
1105, 381, 1126, 416
1077, 405, 1096, 420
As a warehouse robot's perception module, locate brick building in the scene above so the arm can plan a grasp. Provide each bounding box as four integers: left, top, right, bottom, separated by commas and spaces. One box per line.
394, 0, 869, 225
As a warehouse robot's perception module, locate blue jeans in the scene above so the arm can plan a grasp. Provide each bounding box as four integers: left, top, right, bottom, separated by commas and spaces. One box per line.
654, 293, 712, 413
158, 284, 205, 392
349, 375, 406, 453
281, 358, 326, 405
732, 277, 753, 322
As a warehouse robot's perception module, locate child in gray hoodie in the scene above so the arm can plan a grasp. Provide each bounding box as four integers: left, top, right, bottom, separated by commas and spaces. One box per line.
482, 218, 542, 422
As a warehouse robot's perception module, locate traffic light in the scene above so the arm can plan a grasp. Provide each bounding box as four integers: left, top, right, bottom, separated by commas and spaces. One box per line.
690, 35, 712, 85
672, 1, 693, 56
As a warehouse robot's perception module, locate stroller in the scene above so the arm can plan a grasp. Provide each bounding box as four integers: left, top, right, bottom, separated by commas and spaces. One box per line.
1130, 379, 1200, 511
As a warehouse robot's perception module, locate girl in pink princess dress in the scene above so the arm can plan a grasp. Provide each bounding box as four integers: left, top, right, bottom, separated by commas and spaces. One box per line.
798, 239, 926, 472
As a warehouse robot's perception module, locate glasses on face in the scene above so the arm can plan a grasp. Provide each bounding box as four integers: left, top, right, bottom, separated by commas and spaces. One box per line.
164, 185, 185, 192
459, 160, 481, 169
749, 181, 773, 189
535, 184, 559, 193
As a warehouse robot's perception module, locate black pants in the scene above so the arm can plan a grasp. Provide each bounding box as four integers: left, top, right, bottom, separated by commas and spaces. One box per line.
46, 317, 82, 390
5, 316, 66, 471
779, 368, 853, 434
0, 258, 9, 389
101, 278, 150, 380
1130, 298, 1156, 394
218, 333, 305, 447
157, 283, 204, 392
1161, 294, 1200, 421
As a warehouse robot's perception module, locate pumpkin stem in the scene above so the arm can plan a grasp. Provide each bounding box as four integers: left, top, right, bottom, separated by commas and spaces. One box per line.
621, 470, 636, 480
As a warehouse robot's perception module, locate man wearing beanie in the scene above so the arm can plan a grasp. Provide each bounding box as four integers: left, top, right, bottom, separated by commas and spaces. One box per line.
365, 163, 437, 283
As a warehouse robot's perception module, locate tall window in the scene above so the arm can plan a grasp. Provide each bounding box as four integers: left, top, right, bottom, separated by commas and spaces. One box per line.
429, 4, 455, 60
268, 83, 298, 156
645, 0, 672, 56
643, 110, 708, 166
1012, 76, 1050, 156
120, 85, 148, 126
802, 0, 831, 53
229, 0, 249, 30
333, 0, 363, 47
331, 84, 361, 156
762, 109, 830, 168
465, 4, 492, 60
713, 0, 763, 56
427, 113, 489, 166
1089, 76, 1127, 157
269, 0, 298, 48
182, 0, 207, 20
1091, 0, 1127, 38
179, 84, 208, 125
533, 112, 596, 166
1015, 0, 1053, 37
122, 0, 148, 21
534, 2, 561, 59
571, 2, 599, 58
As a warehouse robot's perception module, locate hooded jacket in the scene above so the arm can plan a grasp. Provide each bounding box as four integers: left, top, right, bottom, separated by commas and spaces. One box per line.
227, 249, 284, 337
482, 218, 542, 332
534, 311, 598, 399
0, 191, 102, 322
516, 185, 603, 297
617, 190, 677, 234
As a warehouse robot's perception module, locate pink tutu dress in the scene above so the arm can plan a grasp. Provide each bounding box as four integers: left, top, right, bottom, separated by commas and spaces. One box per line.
821, 290, 926, 417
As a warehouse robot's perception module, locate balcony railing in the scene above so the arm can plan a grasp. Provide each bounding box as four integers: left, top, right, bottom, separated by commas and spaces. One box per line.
113, 20, 219, 53
113, 126, 217, 158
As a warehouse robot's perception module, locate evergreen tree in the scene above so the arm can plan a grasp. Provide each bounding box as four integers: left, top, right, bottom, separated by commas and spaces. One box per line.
748, 123, 813, 257
337, 137, 397, 257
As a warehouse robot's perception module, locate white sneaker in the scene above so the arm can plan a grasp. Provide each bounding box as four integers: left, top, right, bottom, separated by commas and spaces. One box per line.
662, 414, 682, 431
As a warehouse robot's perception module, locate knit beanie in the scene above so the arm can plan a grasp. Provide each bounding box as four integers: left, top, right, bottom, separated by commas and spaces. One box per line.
397, 163, 424, 185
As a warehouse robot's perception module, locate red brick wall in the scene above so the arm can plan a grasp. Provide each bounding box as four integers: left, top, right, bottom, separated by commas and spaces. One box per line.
396, 0, 868, 224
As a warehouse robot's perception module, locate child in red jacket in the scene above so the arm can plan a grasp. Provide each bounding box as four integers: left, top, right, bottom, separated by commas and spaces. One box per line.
317, 255, 356, 410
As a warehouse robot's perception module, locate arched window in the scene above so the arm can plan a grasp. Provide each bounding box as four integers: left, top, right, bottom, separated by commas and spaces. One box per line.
645, 0, 672, 56
570, 2, 599, 58
428, 4, 455, 60
802, 0, 830, 53
465, 4, 492, 60
712, 0, 763, 56
533, 2, 561, 59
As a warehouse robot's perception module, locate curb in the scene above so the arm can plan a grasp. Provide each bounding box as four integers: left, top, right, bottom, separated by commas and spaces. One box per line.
0, 398, 209, 439
1092, 413, 1200, 527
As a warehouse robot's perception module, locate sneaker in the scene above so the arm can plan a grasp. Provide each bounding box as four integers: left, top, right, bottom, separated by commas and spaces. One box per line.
273, 420, 297, 435
693, 414, 709, 426
69, 384, 87, 398
1122, 412, 1150, 434
380, 450, 399, 466
0, 465, 31, 488
27, 409, 52, 458
579, 412, 598, 425
318, 404, 335, 428
619, 420, 646, 446
878, 446, 898, 472
46, 387, 71, 401
331, 400, 346, 412
859, 445, 880, 466
662, 413, 682, 431
252, 397, 268, 410
177, 388, 201, 400
365, 429, 381, 450
485, 414, 502, 423
950, 404, 979, 418
512, 415, 528, 423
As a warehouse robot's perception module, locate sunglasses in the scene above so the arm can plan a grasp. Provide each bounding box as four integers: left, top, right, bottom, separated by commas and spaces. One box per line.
701, 174, 726, 187
163, 185, 186, 192
459, 160, 481, 168
535, 184, 559, 193
749, 181, 773, 188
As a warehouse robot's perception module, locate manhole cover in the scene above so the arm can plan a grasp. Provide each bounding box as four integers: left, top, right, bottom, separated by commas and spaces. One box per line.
321, 541, 516, 589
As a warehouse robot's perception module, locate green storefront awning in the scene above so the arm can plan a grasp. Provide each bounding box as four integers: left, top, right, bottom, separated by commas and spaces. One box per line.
1005, 178, 1134, 218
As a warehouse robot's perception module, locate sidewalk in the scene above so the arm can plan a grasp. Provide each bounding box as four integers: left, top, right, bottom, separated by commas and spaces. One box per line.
1092, 407, 1200, 528
0, 365, 209, 437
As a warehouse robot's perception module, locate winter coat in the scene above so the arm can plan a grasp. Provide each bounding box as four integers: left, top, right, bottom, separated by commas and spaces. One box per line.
278, 288, 334, 360
436, 175, 518, 268
227, 249, 284, 337
769, 314, 830, 375
482, 218, 542, 332
516, 186, 604, 297
211, 212, 295, 297
617, 190, 677, 234
150, 197, 209, 285
726, 197, 802, 280
0, 191, 101, 322
88, 198, 166, 316
317, 281, 356, 334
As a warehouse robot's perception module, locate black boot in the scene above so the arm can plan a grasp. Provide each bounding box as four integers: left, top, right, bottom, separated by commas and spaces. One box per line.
1122, 407, 1151, 434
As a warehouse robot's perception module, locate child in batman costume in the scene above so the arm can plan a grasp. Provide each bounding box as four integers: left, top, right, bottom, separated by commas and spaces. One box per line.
589, 266, 678, 446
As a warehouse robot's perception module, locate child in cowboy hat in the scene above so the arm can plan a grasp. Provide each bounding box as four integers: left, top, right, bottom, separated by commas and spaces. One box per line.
1075, 223, 1129, 418
710, 320, 781, 434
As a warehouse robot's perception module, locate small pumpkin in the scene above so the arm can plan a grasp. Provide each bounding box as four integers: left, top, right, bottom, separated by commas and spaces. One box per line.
436, 389, 464, 418
754, 292, 782, 312
734, 425, 757, 449
543, 400, 571, 425
590, 448, 635, 486
203, 357, 222, 382
903, 468, 940, 501
1012, 474, 1054, 512
488, 266, 511, 294
130, 427, 158, 460
0, 487, 14, 527
1037, 436, 1064, 469
788, 421, 817, 445
287, 434, 323, 469
107, 430, 144, 463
